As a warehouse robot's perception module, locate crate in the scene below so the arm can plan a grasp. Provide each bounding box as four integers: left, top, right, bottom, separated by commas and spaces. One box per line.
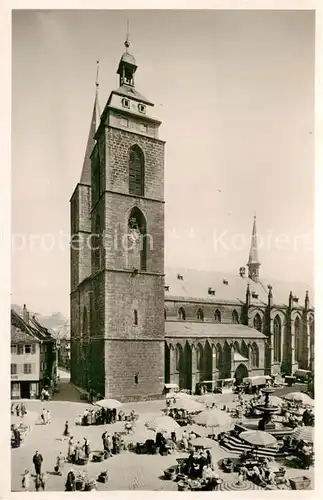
289, 476, 311, 490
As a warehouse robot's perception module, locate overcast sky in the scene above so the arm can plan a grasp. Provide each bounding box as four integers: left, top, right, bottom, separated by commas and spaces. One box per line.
12, 9, 314, 316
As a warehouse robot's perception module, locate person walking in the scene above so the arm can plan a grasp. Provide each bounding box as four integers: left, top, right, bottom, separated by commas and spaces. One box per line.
32, 451, 43, 476
41, 409, 47, 425
55, 451, 65, 475
67, 437, 74, 461
21, 469, 31, 491
63, 421, 70, 437
46, 409, 51, 424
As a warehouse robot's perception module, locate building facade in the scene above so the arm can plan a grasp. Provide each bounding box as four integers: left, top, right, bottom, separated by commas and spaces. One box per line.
70, 42, 314, 400
11, 306, 57, 399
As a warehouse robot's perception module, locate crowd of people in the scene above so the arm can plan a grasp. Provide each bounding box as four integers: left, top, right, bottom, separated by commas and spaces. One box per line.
75, 407, 139, 427
11, 403, 27, 418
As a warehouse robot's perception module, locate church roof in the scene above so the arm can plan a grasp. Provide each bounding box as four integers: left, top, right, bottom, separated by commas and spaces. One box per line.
164, 267, 313, 309
165, 321, 266, 339
80, 90, 100, 186
111, 85, 154, 106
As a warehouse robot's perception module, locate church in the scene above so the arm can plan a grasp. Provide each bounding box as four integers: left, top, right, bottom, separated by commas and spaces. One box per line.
70, 40, 314, 402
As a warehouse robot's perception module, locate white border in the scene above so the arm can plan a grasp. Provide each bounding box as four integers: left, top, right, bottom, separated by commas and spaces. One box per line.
1, 1, 322, 499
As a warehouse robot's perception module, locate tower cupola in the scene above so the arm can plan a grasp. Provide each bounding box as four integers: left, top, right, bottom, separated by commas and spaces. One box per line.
117, 38, 137, 87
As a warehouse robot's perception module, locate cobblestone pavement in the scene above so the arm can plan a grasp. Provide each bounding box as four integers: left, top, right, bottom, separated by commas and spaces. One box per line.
11, 386, 314, 492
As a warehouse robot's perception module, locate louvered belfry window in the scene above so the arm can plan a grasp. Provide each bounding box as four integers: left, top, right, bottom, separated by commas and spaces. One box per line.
129, 145, 145, 196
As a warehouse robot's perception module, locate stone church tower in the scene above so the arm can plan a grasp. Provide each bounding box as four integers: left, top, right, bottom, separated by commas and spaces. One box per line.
70, 41, 165, 401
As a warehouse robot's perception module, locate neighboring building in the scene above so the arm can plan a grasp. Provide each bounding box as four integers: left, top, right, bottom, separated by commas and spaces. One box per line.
11, 305, 57, 399
57, 336, 71, 371
70, 40, 314, 401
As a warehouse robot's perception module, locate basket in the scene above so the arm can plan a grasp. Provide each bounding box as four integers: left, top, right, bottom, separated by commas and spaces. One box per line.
289, 476, 311, 490
177, 481, 189, 491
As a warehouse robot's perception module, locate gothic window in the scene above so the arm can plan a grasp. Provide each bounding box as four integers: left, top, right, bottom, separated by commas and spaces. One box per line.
232, 310, 239, 323
176, 344, 183, 371
178, 307, 186, 320
196, 344, 203, 371
197, 308, 204, 321
133, 310, 138, 326
234, 341, 240, 353
216, 343, 222, 370
214, 309, 221, 323
127, 207, 147, 271
252, 342, 259, 367
82, 307, 88, 340
294, 316, 302, 362
273, 315, 282, 363
129, 145, 145, 197
93, 214, 101, 270
91, 146, 100, 205
253, 313, 262, 332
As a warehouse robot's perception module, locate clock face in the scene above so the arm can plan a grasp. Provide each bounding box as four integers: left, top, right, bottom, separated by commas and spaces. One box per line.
128, 216, 141, 244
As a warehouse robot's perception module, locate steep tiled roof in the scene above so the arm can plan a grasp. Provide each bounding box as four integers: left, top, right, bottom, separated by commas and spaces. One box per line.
111, 85, 154, 106
11, 310, 39, 343
164, 267, 313, 309
165, 321, 266, 339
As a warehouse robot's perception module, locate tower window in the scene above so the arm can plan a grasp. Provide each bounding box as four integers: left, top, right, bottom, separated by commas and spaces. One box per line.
122, 98, 130, 109
138, 103, 146, 114
129, 145, 145, 197
197, 308, 204, 321
127, 207, 147, 271
133, 310, 138, 326
134, 373, 139, 384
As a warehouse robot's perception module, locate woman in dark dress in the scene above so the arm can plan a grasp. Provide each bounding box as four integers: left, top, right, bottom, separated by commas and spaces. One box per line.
63, 421, 70, 437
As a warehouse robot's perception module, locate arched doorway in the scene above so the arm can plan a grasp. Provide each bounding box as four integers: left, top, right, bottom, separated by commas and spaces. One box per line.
234, 363, 249, 385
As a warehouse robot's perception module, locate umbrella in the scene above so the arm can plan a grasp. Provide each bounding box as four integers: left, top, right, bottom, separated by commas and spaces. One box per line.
240, 430, 277, 447
192, 409, 232, 429
123, 426, 155, 442
185, 424, 210, 437
216, 480, 263, 491
284, 392, 314, 406
196, 393, 218, 404
259, 395, 283, 407
191, 437, 216, 449
145, 415, 180, 433
292, 426, 314, 443
95, 399, 122, 409
170, 398, 204, 412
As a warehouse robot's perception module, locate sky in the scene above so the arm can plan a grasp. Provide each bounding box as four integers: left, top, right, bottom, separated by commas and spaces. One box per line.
11, 9, 315, 316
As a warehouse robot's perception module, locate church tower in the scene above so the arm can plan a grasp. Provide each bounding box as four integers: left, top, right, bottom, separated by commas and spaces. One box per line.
89, 39, 165, 400
70, 67, 100, 389
247, 214, 261, 282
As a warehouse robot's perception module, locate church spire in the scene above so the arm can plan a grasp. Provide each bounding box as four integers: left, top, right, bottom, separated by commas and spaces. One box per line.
80, 61, 101, 186
247, 213, 261, 282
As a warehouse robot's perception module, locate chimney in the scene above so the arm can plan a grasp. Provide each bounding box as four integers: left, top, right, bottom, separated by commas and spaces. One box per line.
239, 267, 246, 278
208, 287, 215, 296
23, 304, 29, 323
177, 274, 183, 280
305, 290, 309, 310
